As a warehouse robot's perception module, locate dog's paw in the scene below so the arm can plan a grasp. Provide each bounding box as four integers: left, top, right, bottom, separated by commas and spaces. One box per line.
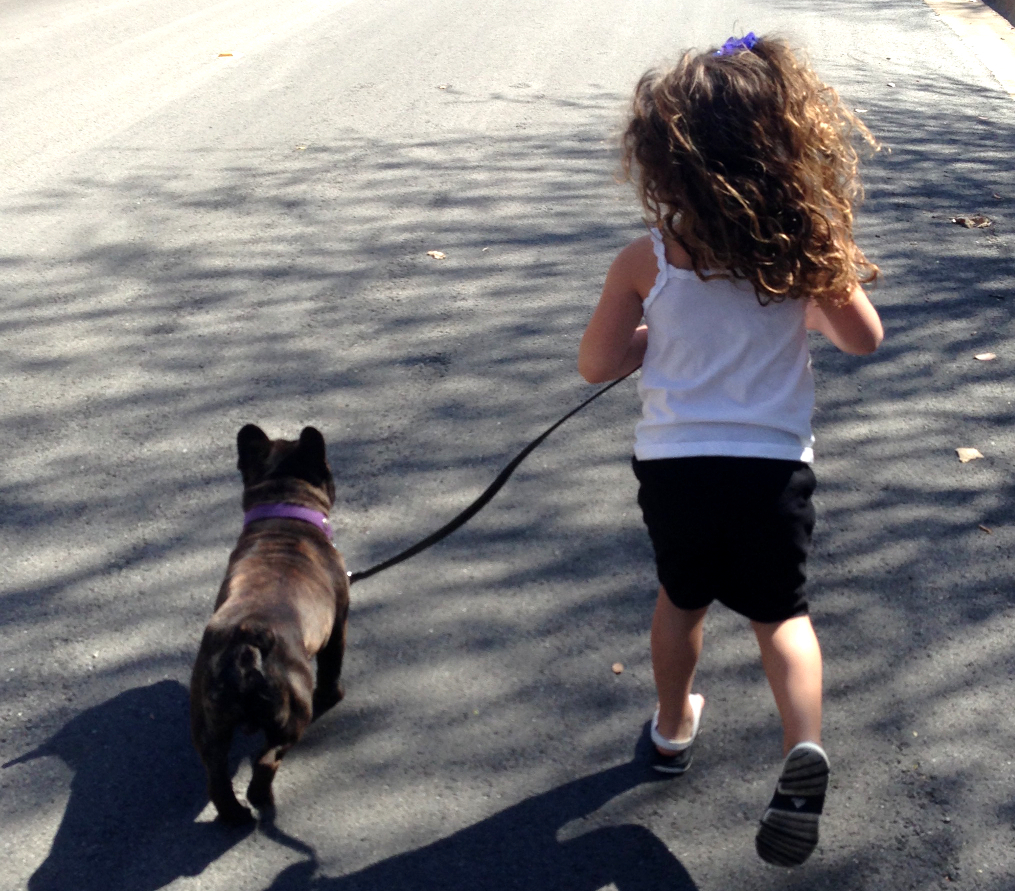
312, 685, 343, 719
215, 802, 256, 827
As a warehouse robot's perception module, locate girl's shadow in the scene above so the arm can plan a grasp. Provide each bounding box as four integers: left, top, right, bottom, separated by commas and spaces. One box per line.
264, 733, 699, 891
5, 679, 249, 891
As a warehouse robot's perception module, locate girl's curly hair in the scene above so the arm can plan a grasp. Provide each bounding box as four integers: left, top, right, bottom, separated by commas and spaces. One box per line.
622, 36, 879, 306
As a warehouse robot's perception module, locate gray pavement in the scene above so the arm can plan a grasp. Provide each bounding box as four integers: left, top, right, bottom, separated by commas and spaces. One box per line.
1, 1, 1013, 889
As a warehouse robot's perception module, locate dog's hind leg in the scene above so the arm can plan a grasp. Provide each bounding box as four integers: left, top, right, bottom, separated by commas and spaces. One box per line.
312, 608, 348, 719
247, 735, 296, 811
203, 729, 255, 825
191, 681, 254, 826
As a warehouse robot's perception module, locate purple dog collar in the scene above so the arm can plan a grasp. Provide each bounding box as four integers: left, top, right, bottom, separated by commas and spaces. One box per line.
243, 503, 333, 542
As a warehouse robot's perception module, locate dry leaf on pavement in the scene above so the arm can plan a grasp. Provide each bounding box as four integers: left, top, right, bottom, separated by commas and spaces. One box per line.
951, 215, 993, 229
426, 250, 446, 259
956, 448, 984, 463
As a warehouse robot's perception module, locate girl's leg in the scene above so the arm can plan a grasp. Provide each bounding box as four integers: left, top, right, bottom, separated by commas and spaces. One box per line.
751, 615, 822, 755
651, 587, 708, 745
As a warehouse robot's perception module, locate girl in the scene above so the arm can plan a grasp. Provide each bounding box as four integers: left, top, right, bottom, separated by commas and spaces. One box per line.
578, 34, 883, 868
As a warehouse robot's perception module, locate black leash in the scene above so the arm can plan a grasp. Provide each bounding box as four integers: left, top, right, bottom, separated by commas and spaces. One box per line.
348, 370, 636, 584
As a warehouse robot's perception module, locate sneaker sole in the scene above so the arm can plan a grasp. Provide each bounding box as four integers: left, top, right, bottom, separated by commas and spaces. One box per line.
651, 749, 693, 775
756, 744, 829, 867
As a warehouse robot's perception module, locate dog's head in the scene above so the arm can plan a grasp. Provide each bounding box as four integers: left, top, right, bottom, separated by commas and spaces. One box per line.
236, 425, 336, 509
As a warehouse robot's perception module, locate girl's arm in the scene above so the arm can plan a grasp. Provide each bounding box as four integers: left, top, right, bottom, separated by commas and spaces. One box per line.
805, 284, 884, 355
578, 238, 655, 383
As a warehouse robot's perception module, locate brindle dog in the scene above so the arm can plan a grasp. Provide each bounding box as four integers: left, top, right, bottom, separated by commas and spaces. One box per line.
190, 425, 350, 825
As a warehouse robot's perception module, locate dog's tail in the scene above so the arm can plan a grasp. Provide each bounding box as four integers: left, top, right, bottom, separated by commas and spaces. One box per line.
224, 621, 278, 728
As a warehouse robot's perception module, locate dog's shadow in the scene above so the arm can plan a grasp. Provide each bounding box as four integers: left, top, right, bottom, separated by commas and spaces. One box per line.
6, 679, 251, 891
263, 733, 701, 891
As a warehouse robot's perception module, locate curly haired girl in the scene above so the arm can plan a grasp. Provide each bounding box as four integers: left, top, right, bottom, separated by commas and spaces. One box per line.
578, 33, 883, 867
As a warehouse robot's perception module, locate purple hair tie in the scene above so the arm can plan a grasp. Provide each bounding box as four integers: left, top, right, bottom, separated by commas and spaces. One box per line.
716, 32, 758, 56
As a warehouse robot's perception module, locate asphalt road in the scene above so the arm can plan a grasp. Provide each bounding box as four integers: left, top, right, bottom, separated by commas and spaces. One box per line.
1, 1, 1013, 890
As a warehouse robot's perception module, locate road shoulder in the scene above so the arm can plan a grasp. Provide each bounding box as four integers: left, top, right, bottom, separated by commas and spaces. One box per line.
924, 0, 1015, 96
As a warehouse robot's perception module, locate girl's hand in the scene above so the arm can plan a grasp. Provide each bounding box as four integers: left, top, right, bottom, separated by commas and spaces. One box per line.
805, 285, 884, 355
578, 237, 656, 382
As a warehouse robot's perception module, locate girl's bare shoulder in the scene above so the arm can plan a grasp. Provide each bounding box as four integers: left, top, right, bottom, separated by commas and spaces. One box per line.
661, 233, 694, 270
611, 234, 660, 299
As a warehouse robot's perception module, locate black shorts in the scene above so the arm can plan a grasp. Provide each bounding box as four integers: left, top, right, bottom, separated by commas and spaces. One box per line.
632, 455, 816, 623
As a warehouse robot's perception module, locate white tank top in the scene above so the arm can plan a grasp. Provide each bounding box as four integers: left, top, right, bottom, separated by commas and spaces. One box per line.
634, 229, 815, 463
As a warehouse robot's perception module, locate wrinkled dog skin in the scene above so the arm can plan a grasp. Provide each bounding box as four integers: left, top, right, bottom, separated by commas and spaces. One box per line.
190, 425, 350, 825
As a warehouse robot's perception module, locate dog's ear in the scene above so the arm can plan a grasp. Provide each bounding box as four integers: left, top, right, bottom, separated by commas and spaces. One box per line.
237, 425, 272, 483
297, 427, 327, 466
295, 427, 334, 499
